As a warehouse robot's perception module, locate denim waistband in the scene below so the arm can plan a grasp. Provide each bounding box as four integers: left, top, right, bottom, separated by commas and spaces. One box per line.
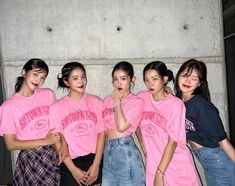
106, 136, 134, 146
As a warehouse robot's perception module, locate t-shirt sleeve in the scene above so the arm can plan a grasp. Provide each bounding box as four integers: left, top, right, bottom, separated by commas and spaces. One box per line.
48, 104, 62, 133
47, 89, 56, 104
198, 103, 227, 142
123, 99, 144, 134
0, 103, 17, 135
166, 101, 186, 145
95, 99, 105, 133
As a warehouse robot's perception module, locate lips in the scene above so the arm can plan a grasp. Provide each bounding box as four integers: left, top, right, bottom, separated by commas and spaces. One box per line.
78, 85, 84, 89
149, 88, 154, 91
32, 82, 39, 87
182, 84, 191, 88
117, 88, 122, 91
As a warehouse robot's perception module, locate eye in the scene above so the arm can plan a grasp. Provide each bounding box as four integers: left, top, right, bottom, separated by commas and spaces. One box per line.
144, 79, 149, 83
81, 75, 87, 80
33, 72, 38, 76
121, 77, 127, 81
152, 77, 158, 81
72, 77, 78, 80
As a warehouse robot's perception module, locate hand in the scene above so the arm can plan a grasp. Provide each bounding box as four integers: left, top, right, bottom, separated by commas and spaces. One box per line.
45, 129, 61, 145
86, 163, 99, 185
111, 88, 124, 103
58, 144, 69, 164
71, 167, 89, 186
154, 172, 164, 186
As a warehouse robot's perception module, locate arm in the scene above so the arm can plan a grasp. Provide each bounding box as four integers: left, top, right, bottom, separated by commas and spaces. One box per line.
62, 156, 88, 185
135, 127, 147, 157
114, 99, 131, 132
4, 129, 61, 150
154, 137, 177, 186
219, 138, 235, 163
55, 134, 69, 164
86, 131, 105, 185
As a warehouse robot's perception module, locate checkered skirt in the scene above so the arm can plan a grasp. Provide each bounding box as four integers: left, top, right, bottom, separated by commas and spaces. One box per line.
13, 145, 60, 186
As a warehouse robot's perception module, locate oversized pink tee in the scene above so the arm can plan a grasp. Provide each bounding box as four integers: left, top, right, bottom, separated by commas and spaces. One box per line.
0, 88, 56, 140
103, 93, 144, 136
138, 91, 201, 186
49, 94, 104, 159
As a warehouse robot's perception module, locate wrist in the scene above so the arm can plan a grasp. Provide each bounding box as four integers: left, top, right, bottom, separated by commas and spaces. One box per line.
157, 167, 165, 176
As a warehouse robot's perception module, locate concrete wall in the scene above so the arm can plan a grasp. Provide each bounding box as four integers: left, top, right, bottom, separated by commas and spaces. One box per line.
0, 0, 227, 185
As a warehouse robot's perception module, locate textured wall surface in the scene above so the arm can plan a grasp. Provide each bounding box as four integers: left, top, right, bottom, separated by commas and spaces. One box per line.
0, 1, 227, 185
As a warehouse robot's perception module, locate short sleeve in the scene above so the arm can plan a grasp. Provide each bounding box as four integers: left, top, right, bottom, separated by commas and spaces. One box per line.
166, 101, 186, 145
123, 98, 144, 134
49, 104, 62, 133
0, 103, 17, 135
198, 103, 226, 142
94, 98, 105, 133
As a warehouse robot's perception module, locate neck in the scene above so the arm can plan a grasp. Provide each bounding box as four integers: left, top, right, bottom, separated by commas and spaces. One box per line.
182, 93, 194, 102
68, 91, 84, 100
18, 86, 34, 97
152, 90, 167, 102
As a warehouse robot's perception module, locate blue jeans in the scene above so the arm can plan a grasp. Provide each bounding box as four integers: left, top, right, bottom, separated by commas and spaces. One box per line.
102, 136, 146, 186
192, 146, 235, 186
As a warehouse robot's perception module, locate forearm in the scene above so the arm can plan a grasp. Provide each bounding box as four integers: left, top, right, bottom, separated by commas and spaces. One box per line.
219, 138, 235, 162
114, 100, 130, 132
4, 134, 49, 150
157, 137, 177, 175
92, 132, 105, 166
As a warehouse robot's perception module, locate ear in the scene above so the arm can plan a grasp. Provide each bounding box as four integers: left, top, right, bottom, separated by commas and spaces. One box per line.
197, 82, 201, 87
21, 69, 26, 77
63, 79, 70, 87
163, 76, 168, 84
132, 76, 136, 83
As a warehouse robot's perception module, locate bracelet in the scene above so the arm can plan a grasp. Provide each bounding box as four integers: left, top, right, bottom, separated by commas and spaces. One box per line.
157, 167, 165, 176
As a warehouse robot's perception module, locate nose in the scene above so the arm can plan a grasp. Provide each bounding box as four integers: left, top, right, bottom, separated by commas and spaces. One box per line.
185, 76, 191, 83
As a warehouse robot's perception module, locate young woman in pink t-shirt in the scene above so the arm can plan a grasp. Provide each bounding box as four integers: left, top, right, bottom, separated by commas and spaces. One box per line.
136, 61, 201, 186
50, 62, 105, 186
102, 61, 145, 186
0, 58, 61, 185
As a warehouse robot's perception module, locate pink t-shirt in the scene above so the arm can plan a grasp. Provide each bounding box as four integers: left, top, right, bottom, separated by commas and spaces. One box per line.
49, 93, 104, 159
137, 91, 201, 186
103, 93, 144, 136
0, 88, 56, 140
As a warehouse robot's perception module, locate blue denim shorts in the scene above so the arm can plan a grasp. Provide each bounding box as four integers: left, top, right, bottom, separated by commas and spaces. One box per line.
192, 146, 235, 186
102, 136, 146, 186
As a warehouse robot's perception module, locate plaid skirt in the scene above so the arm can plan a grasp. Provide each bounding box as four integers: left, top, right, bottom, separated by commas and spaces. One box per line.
13, 145, 60, 186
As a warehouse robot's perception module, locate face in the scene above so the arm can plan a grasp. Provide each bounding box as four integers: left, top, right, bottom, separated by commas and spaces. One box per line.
65, 68, 87, 94
112, 69, 132, 95
178, 68, 200, 97
23, 69, 47, 91
144, 69, 167, 95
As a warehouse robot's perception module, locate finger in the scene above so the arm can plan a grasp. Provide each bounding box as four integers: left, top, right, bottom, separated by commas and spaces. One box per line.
48, 128, 55, 134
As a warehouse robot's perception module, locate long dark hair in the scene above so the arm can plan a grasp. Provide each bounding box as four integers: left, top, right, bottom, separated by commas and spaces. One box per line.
15, 58, 49, 92
57, 62, 86, 89
143, 61, 174, 84
174, 59, 210, 101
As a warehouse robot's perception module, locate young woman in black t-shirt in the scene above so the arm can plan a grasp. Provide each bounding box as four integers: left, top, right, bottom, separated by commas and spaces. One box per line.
175, 59, 235, 186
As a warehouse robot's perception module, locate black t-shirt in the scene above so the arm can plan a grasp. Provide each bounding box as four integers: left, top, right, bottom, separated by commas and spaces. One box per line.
185, 95, 227, 148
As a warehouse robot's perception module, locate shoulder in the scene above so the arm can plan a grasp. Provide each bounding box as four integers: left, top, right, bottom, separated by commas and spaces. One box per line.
85, 93, 102, 102
137, 90, 149, 98
37, 88, 54, 94
50, 96, 66, 107
0, 94, 18, 109
168, 94, 184, 105
103, 95, 112, 102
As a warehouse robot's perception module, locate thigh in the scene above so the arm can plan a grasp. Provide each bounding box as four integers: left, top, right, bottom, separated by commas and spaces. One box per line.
102, 146, 118, 186
113, 143, 145, 185
193, 147, 234, 186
